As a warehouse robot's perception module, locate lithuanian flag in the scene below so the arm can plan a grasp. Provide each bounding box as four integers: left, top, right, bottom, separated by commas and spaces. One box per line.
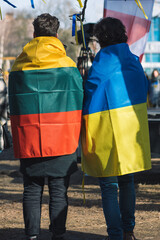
9, 37, 83, 159
82, 43, 151, 177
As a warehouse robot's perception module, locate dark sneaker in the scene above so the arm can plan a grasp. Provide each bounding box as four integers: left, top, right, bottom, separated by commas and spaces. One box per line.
123, 232, 137, 240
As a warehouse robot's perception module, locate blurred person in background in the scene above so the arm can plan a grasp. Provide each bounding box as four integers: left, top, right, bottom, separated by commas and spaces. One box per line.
0, 69, 9, 153
149, 69, 160, 107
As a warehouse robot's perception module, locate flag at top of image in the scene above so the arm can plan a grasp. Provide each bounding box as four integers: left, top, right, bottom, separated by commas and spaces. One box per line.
104, 0, 155, 61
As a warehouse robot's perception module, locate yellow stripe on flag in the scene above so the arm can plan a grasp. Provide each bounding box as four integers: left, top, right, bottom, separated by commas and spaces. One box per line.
82, 103, 151, 177
11, 37, 76, 72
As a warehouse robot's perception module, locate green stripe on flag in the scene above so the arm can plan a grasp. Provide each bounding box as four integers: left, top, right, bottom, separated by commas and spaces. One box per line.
9, 67, 83, 115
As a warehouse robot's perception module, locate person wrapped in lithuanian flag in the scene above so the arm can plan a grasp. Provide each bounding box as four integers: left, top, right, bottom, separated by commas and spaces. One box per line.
9, 17, 83, 160
9, 14, 83, 240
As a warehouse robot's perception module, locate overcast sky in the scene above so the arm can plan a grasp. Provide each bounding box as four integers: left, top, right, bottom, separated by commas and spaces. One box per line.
1, 0, 160, 23
1, 0, 104, 21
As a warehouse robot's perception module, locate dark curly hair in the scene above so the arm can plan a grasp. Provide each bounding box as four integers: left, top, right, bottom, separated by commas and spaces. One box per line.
94, 17, 128, 48
33, 13, 60, 37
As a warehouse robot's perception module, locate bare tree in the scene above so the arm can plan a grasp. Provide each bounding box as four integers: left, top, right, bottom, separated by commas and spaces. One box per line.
2, 13, 33, 57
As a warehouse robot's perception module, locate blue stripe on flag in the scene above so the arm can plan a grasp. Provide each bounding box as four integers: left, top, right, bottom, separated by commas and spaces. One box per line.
83, 43, 148, 115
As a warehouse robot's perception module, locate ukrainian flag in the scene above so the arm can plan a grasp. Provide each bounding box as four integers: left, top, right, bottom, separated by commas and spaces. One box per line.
9, 37, 83, 159
82, 43, 151, 177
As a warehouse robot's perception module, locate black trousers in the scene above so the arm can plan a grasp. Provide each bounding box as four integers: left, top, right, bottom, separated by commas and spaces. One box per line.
23, 175, 70, 237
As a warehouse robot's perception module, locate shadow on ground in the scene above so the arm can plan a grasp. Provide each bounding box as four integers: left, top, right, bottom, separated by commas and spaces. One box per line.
0, 228, 105, 240
1, 147, 160, 185
134, 159, 160, 184
0, 147, 17, 161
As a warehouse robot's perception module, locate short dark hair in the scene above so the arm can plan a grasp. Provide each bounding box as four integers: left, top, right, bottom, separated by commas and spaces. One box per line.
33, 13, 60, 37
94, 17, 128, 48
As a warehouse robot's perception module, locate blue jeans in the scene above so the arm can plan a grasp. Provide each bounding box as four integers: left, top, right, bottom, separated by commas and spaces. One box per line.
23, 175, 70, 237
99, 174, 135, 240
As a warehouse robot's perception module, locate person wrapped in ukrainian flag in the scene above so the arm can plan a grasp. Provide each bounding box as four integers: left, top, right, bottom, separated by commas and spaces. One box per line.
81, 17, 151, 240
9, 14, 83, 240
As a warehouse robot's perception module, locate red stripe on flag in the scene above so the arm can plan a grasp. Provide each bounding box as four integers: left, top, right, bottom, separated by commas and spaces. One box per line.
11, 110, 82, 158
104, 9, 151, 46
139, 54, 144, 63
